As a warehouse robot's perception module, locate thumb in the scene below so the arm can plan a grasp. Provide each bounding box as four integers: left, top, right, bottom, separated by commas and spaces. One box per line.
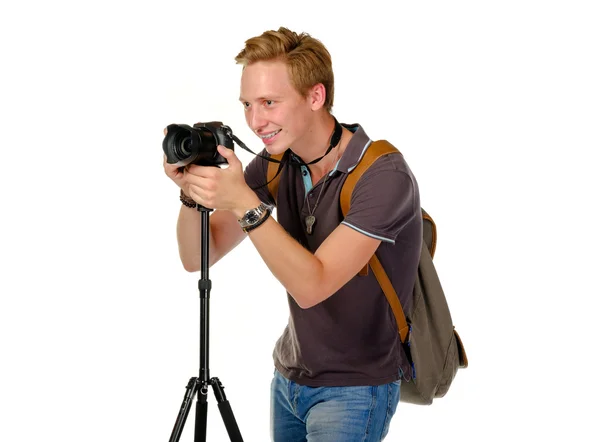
218, 145, 239, 165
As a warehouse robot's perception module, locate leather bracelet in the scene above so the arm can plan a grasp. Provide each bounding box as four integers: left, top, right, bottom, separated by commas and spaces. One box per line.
180, 189, 197, 208
243, 210, 271, 233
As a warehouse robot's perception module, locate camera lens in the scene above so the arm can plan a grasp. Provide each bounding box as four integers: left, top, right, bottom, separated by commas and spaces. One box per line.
172, 132, 193, 160
179, 137, 192, 156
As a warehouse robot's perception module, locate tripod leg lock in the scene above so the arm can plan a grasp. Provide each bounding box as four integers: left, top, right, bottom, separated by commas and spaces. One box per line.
198, 280, 212, 292
210, 377, 227, 403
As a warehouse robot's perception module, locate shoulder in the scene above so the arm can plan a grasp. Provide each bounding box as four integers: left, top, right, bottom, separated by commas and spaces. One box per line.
342, 139, 420, 218
349, 140, 418, 192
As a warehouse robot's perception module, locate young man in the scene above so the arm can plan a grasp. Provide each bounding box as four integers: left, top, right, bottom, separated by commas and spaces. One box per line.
164, 27, 422, 442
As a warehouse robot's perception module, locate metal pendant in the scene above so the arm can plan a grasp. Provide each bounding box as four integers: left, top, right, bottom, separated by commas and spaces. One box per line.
305, 215, 316, 235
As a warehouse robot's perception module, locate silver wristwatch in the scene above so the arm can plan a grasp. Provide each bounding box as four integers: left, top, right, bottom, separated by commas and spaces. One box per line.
238, 202, 271, 230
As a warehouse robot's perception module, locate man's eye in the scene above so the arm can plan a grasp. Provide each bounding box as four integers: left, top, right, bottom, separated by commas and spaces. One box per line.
265, 100, 273, 106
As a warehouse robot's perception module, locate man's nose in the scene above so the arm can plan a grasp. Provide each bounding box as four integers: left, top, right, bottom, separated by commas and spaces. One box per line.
249, 108, 268, 133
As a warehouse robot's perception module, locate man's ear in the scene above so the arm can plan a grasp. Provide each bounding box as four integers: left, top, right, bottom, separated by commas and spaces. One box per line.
308, 83, 326, 111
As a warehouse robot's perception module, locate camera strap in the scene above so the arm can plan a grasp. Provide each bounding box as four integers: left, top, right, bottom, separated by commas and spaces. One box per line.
230, 117, 343, 192
230, 117, 343, 166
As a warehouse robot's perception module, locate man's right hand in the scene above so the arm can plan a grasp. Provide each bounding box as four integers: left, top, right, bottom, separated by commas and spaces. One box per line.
163, 126, 189, 192
163, 154, 187, 191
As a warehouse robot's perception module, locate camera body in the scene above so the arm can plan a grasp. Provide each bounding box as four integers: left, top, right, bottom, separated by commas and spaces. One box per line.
163, 121, 234, 167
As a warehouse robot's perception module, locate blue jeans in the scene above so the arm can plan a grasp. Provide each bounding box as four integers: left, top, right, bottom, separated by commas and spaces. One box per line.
270, 369, 400, 442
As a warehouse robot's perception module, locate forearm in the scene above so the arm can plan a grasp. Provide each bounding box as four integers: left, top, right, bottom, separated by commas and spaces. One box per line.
245, 216, 325, 308
176, 205, 216, 271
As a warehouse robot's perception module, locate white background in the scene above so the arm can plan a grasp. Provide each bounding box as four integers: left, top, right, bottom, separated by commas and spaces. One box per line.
1, 1, 599, 441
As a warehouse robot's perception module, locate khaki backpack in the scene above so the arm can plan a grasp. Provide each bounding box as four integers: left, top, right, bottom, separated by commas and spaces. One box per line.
266, 140, 468, 405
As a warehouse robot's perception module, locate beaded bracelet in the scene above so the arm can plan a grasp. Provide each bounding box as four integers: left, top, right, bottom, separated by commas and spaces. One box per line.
180, 189, 197, 208
243, 210, 271, 233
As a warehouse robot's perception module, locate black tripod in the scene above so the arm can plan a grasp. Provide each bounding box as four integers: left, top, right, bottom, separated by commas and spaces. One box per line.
168, 204, 244, 442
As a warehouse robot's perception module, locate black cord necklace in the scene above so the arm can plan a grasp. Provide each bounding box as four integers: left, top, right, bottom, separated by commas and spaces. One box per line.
288, 117, 343, 167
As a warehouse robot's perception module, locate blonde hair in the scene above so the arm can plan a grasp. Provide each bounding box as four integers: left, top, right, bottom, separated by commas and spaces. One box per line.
235, 27, 334, 112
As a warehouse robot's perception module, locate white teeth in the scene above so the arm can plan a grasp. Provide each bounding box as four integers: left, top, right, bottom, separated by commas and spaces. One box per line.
260, 130, 281, 139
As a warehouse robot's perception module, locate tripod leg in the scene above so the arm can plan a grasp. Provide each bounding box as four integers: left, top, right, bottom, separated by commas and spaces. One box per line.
211, 378, 244, 442
194, 385, 208, 442
169, 378, 199, 442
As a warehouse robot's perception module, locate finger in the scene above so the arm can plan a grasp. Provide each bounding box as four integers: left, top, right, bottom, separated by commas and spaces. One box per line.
186, 164, 217, 178
187, 175, 216, 192
163, 154, 176, 168
188, 184, 204, 202
163, 159, 178, 172
187, 187, 202, 207
188, 184, 214, 208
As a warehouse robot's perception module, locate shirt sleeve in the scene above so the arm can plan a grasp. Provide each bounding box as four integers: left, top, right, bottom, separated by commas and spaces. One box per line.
341, 155, 419, 244
243, 148, 276, 206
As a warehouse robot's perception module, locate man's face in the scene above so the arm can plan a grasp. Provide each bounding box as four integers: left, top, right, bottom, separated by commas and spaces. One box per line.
239, 60, 313, 154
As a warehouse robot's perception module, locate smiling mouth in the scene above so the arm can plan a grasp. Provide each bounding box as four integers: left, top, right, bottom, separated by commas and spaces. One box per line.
259, 129, 281, 140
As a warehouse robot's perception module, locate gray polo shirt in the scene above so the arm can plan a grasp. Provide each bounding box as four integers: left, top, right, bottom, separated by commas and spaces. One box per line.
244, 123, 422, 387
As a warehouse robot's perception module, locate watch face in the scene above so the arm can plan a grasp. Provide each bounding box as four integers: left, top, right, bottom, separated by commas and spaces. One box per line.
246, 210, 260, 224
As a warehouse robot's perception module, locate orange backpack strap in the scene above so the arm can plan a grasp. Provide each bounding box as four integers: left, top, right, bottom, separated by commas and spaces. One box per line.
267, 152, 285, 201
369, 254, 410, 343
340, 140, 400, 276
339, 139, 409, 343
421, 208, 437, 258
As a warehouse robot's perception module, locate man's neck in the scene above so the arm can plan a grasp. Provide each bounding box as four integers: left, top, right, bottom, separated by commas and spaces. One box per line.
292, 114, 346, 178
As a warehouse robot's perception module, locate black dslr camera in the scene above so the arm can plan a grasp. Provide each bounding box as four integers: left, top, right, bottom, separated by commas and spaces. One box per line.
163, 121, 234, 167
